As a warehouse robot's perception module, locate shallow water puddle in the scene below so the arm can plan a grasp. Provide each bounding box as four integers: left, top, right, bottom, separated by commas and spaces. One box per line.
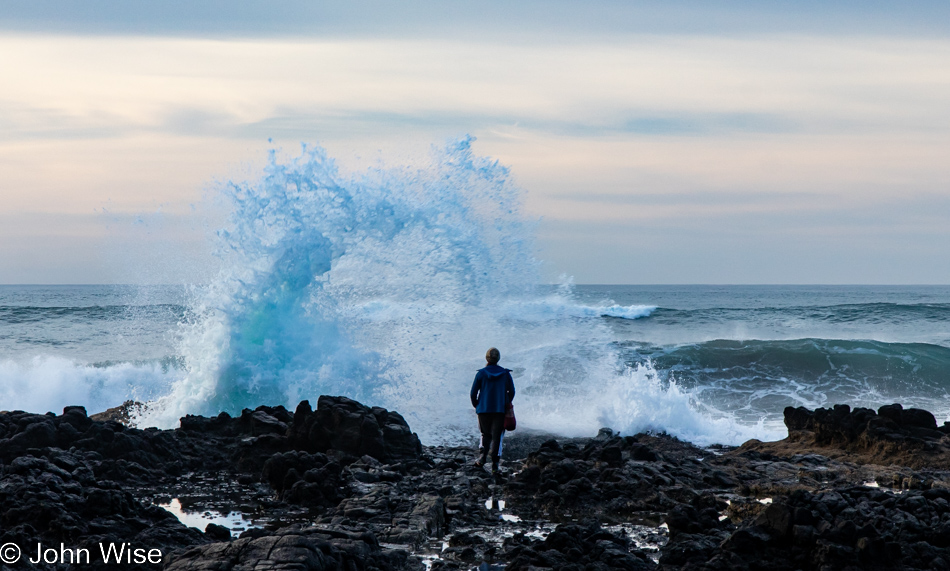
603, 523, 668, 563
157, 498, 263, 534
484, 497, 521, 522
456, 501, 668, 565
862, 480, 906, 494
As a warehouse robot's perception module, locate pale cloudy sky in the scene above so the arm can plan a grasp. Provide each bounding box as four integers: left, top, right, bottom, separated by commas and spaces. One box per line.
1, 1, 949, 284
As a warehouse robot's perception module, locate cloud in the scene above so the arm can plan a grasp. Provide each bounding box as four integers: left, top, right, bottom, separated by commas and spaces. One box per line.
1, 22, 949, 284
2, 35, 947, 143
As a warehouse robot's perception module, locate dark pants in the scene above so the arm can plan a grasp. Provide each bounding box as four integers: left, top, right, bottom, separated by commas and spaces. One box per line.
478, 412, 506, 462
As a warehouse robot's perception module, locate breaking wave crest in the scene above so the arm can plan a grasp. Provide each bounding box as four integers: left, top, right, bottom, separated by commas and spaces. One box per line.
136, 138, 745, 445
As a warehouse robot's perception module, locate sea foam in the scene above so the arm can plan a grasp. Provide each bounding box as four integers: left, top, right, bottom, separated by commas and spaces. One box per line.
0, 356, 175, 415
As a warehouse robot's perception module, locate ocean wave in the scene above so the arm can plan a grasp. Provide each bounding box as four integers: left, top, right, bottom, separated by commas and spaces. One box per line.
0, 304, 186, 324
131, 138, 749, 446
591, 363, 785, 447
496, 298, 657, 322
597, 304, 657, 319
650, 302, 950, 326
621, 338, 950, 426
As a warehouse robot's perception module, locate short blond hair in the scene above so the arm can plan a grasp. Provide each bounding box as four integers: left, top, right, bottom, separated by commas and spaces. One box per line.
486, 347, 500, 365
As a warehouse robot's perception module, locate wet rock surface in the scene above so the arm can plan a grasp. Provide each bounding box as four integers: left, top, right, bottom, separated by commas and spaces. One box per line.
165, 524, 414, 571
504, 430, 731, 524
3, 399, 950, 569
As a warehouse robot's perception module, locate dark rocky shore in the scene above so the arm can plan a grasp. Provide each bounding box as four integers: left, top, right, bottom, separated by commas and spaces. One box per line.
4, 398, 950, 570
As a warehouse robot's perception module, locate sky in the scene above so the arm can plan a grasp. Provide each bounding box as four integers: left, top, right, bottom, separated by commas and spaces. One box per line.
1, 1, 949, 284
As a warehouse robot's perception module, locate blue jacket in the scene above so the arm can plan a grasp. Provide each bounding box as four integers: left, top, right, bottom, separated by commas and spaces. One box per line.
470, 365, 515, 414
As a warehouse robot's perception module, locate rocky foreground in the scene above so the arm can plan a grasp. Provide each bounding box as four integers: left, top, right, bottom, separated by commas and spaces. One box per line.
4, 398, 950, 570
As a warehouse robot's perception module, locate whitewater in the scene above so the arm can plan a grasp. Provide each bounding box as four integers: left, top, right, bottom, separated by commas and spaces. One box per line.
3, 138, 949, 447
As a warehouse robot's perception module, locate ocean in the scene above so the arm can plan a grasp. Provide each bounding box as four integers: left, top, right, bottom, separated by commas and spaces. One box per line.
4, 283, 949, 447
3, 139, 949, 447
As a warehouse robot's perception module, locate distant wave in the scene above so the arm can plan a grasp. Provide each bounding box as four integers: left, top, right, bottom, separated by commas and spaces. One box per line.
594, 304, 657, 319
650, 302, 950, 326
0, 304, 186, 324
503, 298, 657, 321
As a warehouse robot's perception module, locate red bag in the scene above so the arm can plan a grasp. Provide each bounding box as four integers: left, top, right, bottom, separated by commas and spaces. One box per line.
504, 403, 516, 431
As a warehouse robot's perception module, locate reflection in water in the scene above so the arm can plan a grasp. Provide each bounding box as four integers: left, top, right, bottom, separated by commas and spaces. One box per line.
157, 498, 262, 534
484, 496, 521, 522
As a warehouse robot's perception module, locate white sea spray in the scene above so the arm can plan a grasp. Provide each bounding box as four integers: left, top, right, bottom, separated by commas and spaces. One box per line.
137, 138, 736, 445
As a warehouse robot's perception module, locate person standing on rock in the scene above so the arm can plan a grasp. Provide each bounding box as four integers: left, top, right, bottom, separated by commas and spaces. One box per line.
470, 347, 515, 473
